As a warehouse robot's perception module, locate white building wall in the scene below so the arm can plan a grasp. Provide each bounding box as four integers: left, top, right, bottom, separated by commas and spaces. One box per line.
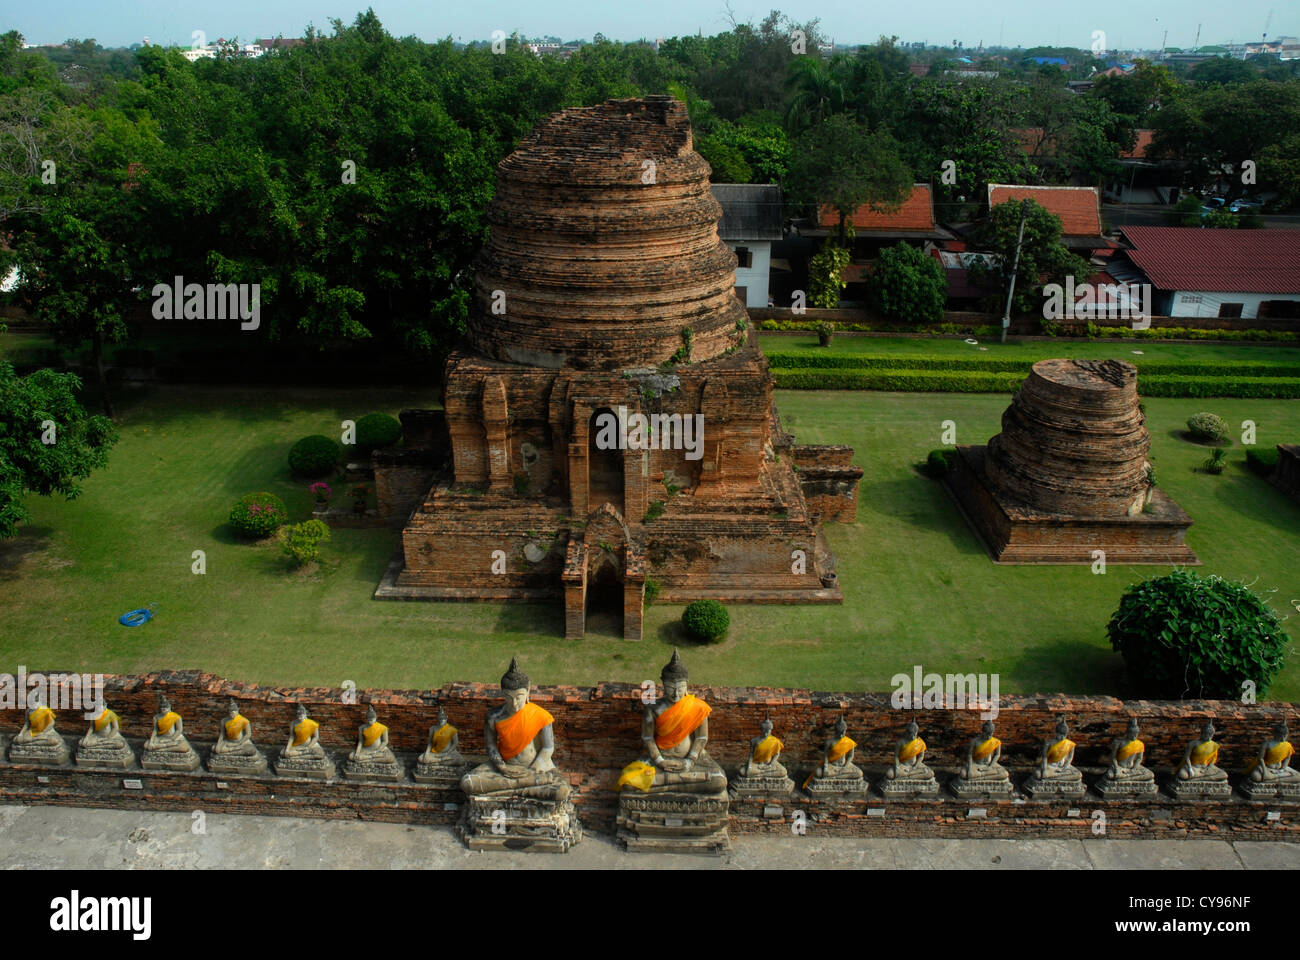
1168, 290, 1300, 321
725, 240, 771, 308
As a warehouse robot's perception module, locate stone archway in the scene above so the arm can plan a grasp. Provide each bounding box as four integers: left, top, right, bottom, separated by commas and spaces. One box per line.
561, 503, 645, 641
587, 407, 623, 513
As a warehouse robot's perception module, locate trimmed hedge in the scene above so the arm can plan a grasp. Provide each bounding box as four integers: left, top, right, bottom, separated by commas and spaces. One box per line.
765, 352, 1300, 378
288, 434, 343, 476
771, 367, 1300, 398
353, 412, 402, 454
682, 599, 730, 642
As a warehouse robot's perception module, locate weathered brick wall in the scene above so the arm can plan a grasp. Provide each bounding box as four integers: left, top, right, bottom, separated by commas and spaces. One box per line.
1275, 445, 1300, 501
373, 450, 441, 524
4, 671, 1296, 839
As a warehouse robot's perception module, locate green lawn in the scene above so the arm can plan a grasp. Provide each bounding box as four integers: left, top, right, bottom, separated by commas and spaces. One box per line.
2, 381, 1297, 699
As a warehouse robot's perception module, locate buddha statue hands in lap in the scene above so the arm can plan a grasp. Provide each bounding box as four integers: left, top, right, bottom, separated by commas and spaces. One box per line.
1248, 722, 1297, 784
145, 695, 189, 751
885, 721, 929, 781
965, 719, 1008, 781
80, 700, 123, 748
740, 717, 786, 779
350, 705, 396, 764
420, 707, 463, 765
1107, 718, 1153, 781
460, 658, 571, 802
284, 704, 326, 759
14, 690, 61, 746
618, 649, 726, 795
213, 699, 259, 757
1037, 717, 1079, 780
1177, 722, 1228, 782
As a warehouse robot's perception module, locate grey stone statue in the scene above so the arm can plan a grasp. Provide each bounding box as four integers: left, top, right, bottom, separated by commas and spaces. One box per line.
208, 698, 267, 774
1169, 721, 1231, 799
75, 701, 135, 769
731, 717, 794, 796
950, 719, 1013, 799
1095, 718, 1157, 798
275, 704, 335, 779
141, 694, 201, 772
343, 704, 404, 781
413, 707, 467, 786
8, 689, 71, 766
1240, 722, 1300, 799
880, 720, 939, 797
1023, 716, 1085, 799
802, 715, 867, 797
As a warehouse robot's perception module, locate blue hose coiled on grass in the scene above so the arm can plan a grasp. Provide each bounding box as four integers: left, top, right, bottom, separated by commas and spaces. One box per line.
119, 605, 156, 627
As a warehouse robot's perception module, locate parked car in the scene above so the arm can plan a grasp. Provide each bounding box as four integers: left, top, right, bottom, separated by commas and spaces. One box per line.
1229, 198, 1263, 213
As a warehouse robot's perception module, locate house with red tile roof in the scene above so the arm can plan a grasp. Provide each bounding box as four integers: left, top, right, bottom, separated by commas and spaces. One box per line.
986, 184, 1113, 254
1110, 226, 1300, 320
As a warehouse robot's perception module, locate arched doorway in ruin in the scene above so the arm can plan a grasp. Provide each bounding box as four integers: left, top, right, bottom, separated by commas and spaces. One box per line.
584, 551, 624, 636
587, 407, 624, 513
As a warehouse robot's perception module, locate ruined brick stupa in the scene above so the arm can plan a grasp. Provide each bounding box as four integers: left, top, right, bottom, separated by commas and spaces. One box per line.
946, 358, 1197, 563
378, 97, 860, 638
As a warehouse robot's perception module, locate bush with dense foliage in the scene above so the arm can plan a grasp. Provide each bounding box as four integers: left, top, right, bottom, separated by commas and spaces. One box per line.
925, 448, 957, 477
353, 413, 402, 454
229, 492, 288, 539
1186, 412, 1229, 442
288, 435, 342, 476
1107, 570, 1289, 699
869, 242, 947, 326
279, 518, 331, 566
682, 599, 730, 641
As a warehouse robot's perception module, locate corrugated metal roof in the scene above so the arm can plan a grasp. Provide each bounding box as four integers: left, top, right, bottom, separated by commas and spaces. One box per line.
1119, 226, 1300, 294
711, 184, 783, 240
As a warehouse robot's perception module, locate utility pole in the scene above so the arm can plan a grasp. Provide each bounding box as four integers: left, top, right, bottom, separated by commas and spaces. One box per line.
1001, 200, 1031, 344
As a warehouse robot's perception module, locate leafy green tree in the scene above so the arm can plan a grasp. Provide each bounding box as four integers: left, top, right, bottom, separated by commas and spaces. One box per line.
784, 54, 847, 133
699, 115, 788, 182
808, 241, 849, 308
1108, 570, 1289, 699
784, 115, 911, 241
970, 199, 1091, 316
1089, 59, 1179, 125
0, 361, 118, 539
695, 135, 752, 182
1190, 57, 1258, 86
869, 242, 946, 324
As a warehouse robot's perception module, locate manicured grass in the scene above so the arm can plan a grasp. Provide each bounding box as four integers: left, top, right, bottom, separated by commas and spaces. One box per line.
1, 383, 1297, 700
759, 333, 1300, 368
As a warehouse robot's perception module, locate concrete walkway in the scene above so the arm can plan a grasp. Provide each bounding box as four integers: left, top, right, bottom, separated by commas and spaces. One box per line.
2, 804, 1298, 869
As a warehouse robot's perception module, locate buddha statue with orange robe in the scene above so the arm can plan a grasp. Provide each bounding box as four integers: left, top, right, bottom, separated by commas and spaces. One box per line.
9, 690, 70, 765
1096, 718, 1156, 797
731, 716, 794, 796
802, 715, 866, 795
951, 719, 1013, 798
75, 700, 135, 769
460, 658, 571, 802
1170, 721, 1231, 799
141, 694, 201, 771
275, 703, 335, 779
209, 698, 267, 774
881, 720, 938, 795
1241, 722, 1300, 798
414, 706, 467, 785
618, 649, 727, 796
344, 704, 403, 781
1023, 716, 1085, 798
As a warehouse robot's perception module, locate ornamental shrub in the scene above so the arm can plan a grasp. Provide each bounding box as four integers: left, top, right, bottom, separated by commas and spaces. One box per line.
279, 518, 331, 567
353, 413, 402, 454
1186, 412, 1229, 443
869, 241, 946, 326
926, 448, 956, 477
682, 599, 730, 641
288, 435, 342, 476
230, 492, 288, 539
1107, 570, 1289, 699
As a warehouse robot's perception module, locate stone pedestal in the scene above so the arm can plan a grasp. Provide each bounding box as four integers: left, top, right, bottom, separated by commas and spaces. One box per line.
1094, 774, 1158, 799
1237, 778, 1300, 800
730, 770, 795, 798
878, 769, 940, 798
949, 773, 1015, 800
207, 748, 268, 776
458, 794, 582, 853
140, 742, 201, 772
617, 789, 730, 855
275, 753, 337, 780
8, 736, 71, 767
803, 774, 869, 799
1167, 778, 1232, 800
412, 758, 469, 787
1022, 770, 1086, 800
343, 753, 405, 782
75, 738, 136, 770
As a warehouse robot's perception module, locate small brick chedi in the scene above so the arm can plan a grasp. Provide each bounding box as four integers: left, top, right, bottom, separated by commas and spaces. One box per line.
947, 358, 1197, 564
385, 97, 858, 637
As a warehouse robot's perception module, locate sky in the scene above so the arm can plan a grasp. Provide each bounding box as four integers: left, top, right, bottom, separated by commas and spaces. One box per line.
5, 0, 1295, 52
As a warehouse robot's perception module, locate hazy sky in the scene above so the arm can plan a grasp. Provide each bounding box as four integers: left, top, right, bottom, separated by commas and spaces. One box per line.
6, 0, 1294, 51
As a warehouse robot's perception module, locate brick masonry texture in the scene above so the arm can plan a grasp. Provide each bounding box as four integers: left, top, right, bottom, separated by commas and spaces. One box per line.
3, 671, 1297, 840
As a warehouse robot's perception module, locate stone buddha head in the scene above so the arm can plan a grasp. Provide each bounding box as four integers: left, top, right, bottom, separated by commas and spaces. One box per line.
834, 715, 848, 739
906, 720, 919, 739
365, 704, 378, 725
760, 717, 773, 737
296, 704, 308, 721
661, 649, 688, 703
1126, 718, 1140, 740
1201, 721, 1216, 742
437, 706, 449, 727
1056, 717, 1069, 739
502, 657, 530, 713
981, 719, 995, 738
157, 694, 171, 715
1275, 722, 1289, 742
226, 699, 241, 720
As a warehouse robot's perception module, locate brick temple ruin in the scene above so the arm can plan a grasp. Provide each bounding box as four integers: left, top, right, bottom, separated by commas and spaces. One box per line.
946, 358, 1198, 564
375, 96, 860, 638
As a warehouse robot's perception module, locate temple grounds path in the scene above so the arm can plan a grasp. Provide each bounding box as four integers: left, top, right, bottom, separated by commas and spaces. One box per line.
1, 803, 1296, 869
0, 380, 1296, 698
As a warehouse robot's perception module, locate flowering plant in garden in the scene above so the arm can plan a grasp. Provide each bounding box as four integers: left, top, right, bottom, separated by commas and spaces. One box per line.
229, 492, 288, 539
309, 481, 333, 505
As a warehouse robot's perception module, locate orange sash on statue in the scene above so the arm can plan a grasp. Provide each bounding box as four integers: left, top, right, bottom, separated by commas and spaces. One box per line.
292, 717, 319, 746
496, 702, 554, 762
654, 694, 711, 751
972, 736, 1001, 761
431, 723, 457, 754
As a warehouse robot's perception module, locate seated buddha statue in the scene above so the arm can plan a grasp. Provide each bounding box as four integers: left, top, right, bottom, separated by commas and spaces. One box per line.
208, 698, 267, 774
618, 649, 728, 797
802, 715, 866, 796
343, 704, 403, 781
1024, 717, 1084, 798
615, 650, 729, 853
881, 720, 938, 795
75, 700, 135, 769
460, 658, 571, 802
1241, 722, 1300, 798
1170, 721, 1230, 798
731, 717, 793, 795
951, 719, 1012, 798
456, 658, 581, 852
140, 694, 201, 771
9, 690, 70, 765
275, 704, 335, 779
414, 707, 467, 785
1096, 718, 1156, 797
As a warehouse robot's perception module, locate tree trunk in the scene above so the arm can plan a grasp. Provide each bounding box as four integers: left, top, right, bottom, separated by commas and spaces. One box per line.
838, 210, 847, 246
92, 329, 115, 419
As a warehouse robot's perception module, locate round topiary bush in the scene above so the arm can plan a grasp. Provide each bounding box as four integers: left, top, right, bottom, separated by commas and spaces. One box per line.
353, 413, 402, 455
229, 492, 288, 539
1107, 570, 1288, 700
1186, 412, 1229, 444
288, 435, 342, 476
682, 599, 730, 642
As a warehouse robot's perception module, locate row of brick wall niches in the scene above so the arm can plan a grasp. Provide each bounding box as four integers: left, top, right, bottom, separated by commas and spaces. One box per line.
2, 671, 1297, 840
